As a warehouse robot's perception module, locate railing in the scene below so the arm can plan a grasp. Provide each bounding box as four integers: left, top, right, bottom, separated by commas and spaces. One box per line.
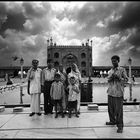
1, 77, 140, 105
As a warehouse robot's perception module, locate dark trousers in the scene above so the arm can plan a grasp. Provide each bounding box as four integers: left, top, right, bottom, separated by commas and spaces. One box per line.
54, 99, 63, 115
43, 81, 53, 113
67, 100, 78, 116
108, 95, 123, 128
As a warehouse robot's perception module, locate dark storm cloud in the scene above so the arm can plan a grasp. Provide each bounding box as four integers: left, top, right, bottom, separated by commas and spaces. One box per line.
127, 29, 140, 46
0, 3, 7, 16
107, 2, 140, 61
0, 2, 26, 35
72, 2, 122, 38
22, 2, 51, 18
107, 2, 140, 46
108, 2, 140, 31
0, 13, 26, 34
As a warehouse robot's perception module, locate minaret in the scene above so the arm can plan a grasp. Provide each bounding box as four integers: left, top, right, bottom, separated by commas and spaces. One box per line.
47, 39, 50, 47
90, 40, 92, 46
50, 37, 53, 46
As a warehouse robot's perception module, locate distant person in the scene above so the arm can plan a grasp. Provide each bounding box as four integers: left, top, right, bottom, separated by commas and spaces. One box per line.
41, 59, 56, 115
67, 76, 80, 118
13, 70, 18, 78
106, 55, 128, 133
132, 75, 135, 82
27, 59, 42, 117
50, 73, 65, 118
68, 63, 81, 114
5, 73, 13, 85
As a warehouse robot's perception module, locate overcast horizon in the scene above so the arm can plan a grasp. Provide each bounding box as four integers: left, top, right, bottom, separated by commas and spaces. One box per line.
0, 1, 140, 66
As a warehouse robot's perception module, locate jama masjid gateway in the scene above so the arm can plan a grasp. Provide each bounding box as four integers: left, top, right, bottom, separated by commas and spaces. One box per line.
47, 37, 92, 77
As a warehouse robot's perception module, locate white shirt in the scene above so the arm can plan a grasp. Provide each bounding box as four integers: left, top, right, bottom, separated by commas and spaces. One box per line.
41, 67, 56, 85
27, 68, 42, 94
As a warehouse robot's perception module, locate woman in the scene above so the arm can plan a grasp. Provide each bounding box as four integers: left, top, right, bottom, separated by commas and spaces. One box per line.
58, 64, 68, 113
68, 63, 81, 114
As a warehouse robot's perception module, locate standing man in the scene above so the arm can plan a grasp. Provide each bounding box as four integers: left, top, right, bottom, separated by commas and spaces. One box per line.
41, 59, 56, 115
27, 59, 42, 117
106, 55, 128, 133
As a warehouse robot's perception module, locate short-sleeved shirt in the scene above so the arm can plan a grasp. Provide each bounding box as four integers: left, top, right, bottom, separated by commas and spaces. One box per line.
27, 68, 42, 94
107, 66, 128, 97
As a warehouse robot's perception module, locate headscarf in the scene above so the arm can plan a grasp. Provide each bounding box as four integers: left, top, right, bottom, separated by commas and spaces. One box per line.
58, 64, 66, 84
68, 63, 81, 85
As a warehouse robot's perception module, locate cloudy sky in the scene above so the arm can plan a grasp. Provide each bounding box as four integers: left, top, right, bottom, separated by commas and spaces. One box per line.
0, 1, 140, 66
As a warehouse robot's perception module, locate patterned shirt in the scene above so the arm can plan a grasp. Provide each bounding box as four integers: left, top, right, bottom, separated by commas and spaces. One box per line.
68, 84, 79, 101
107, 66, 128, 97
50, 81, 64, 100
68, 71, 81, 86
26, 68, 42, 94
41, 67, 56, 85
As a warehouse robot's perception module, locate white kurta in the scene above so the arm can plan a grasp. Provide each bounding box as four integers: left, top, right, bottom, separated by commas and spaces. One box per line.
27, 68, 42, 113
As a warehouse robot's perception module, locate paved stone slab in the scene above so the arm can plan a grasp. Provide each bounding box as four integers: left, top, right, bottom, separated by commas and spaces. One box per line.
124, 112, 140, 126
14, 128, 97, 138
67, 112, 109, 128
0, 114, 15, 128
0, 130, 19, 138
94, 126, 140, 138
1, 114, 67, 129
1, 106, 140, 138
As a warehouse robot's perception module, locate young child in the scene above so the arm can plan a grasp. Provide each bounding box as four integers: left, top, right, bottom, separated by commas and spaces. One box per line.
50, 73, 65, 118
67, 76, 80, 118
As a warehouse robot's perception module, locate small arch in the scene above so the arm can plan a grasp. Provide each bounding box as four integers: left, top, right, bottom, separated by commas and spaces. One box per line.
54, 61, 59, 67
81, 61, 86, 67
81, 53, 86, 58
82, 70, 86, 77
54, 52, 59, 58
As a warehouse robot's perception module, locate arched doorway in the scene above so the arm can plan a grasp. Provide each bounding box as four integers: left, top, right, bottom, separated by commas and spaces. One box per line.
66, 67, 71, 75
62, 53, 78, 72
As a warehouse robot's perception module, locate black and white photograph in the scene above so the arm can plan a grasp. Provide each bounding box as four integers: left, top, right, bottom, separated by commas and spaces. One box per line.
0, 1, 140, 138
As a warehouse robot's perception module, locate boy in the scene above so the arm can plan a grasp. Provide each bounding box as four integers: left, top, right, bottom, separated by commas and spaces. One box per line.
106, 55, 128, 133
67, 76, 80, 118
50, 73, 65, 118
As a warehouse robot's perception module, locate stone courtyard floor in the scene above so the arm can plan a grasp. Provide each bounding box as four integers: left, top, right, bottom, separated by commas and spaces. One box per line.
0, 105, 140, 138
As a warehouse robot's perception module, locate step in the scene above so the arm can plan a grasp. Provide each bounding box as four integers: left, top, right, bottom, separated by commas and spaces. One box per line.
0, 106, 5, 112
13, 107, 24, 112
87, 104, 98, 110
